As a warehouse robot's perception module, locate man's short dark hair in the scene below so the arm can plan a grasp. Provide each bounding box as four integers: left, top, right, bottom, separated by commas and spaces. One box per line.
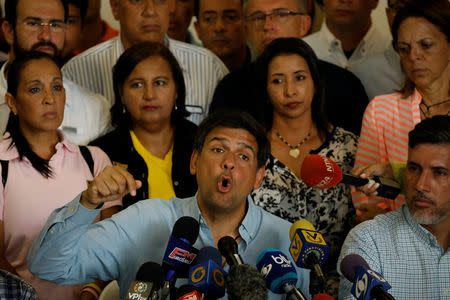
194, 110, 271, 169
194, 0, 244, 18
408, 115, 450, 149
5, 0, 69, 27
67, 0, 88, 24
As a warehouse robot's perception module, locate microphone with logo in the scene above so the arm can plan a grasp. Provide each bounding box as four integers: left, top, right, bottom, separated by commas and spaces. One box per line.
124, 261, 164, 300
188, 246, 226, 299
256, 248, 307, 300
289, 219, 329, 296
218, 236, 267, 300
340, 254, 395, 300
300, 154, 400, 199
161, 216, 200, 300
175, 285, 203, 300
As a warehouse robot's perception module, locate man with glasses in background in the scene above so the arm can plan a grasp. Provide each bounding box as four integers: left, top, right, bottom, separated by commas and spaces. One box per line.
210, 0, 369, 136
0, 0, 111, 145
194, 0, 251, 72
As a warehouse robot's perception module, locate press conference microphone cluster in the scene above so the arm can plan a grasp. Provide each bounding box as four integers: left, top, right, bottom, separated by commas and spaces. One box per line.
256, 248, 307, 300
289, 219, 329, 296
340, 254, 395, 300
161, 216, 200, 300
218, 236, 267, 300
300, 154, 401, 199
188, 246, 226, 299
125, 262, 164, 300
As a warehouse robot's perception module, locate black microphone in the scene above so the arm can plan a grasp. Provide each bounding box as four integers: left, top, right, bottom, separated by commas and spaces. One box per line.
175, 284, 203, 300
225, 264, 268, 300
124, 262, 164, 300
218, 236, 244, 267
161, 216, 200, 300
340, 254, 395, 300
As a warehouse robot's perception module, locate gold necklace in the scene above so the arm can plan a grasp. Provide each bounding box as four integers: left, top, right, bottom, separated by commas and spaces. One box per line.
276, 131, 311, 158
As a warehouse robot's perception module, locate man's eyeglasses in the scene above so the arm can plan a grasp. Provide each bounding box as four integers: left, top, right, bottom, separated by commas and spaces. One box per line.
22, 18, 66, 33
245, 9, 305, 27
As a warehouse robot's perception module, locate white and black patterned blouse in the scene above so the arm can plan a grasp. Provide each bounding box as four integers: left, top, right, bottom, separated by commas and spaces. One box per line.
252, 126, 357, 297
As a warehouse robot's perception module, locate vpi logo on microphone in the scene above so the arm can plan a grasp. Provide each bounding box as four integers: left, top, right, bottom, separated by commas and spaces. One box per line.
169, 248, 197, 264
271, 254, 292, 268
133, 282, 147, 293
260, 263, 272, 277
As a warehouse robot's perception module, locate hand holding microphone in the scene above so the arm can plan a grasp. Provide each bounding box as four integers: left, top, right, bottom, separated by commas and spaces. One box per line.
340, 254, 395, 300
300, 155, 400, 200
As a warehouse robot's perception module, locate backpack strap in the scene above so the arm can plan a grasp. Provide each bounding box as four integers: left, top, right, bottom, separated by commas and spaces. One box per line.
1, 160, 8, 188
79, 146, 94, 177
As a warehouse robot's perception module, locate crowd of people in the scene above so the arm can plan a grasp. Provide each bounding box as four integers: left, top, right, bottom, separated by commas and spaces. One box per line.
0, 0, 448, 299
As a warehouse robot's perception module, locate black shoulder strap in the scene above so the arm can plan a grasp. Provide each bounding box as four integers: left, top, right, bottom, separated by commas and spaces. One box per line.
79, 146, 94, 176
1, 160, 8, 188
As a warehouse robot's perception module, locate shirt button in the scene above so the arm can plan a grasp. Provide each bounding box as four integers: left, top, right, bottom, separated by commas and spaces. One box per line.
71, 208, 75, 213
200, 219, 204, 224
174, 181, 179, 186
50, 230, 54, 234
250, 232, 254, 237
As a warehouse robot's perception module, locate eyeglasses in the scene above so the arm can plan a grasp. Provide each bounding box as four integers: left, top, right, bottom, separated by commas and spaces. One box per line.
245, 9, 305, 27
22, 18, 66, 33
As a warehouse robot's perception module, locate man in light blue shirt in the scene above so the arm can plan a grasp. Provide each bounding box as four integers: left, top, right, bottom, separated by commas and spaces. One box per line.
338, 115, 450, 299
27, 111, 310, 299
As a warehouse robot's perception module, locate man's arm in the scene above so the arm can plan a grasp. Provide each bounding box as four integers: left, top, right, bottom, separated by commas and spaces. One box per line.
337, 221, 383, 300
27, 167, 142, 284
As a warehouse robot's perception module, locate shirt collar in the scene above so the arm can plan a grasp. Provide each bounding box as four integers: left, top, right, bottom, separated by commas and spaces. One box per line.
193, 194, 261, 246
0, 130, 78, 161
320, 19, 378, 56
402, 205, 440, 248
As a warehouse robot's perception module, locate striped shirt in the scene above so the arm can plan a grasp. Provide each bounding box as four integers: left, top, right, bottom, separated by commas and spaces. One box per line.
338, 205, 450, 299
352, 89, 422, 212
62, 36, 229, 125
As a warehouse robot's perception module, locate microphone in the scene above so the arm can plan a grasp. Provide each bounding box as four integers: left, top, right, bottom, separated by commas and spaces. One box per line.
256, 248, 307, 300
340, 254, 395, 300
188, 246, 226, 299
300, 154, 401, 199
161, 216, 200, 300
225, 264, 267, 300
289, 219, 329, 296
218, 236, 244, 267
124, 262, 164, 300
175, 285, 203, 300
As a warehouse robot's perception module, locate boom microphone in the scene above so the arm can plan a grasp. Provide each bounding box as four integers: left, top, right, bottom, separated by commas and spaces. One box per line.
289, 219, 329, 296
340, 254, 395, 300
218, 236, 244, 267
300, 154, 400, 199
161, 216, 200, 300
225, 264, 267, 300
256, 249, 307, 300
124, 262, 164, 300
188, 246, 226, 299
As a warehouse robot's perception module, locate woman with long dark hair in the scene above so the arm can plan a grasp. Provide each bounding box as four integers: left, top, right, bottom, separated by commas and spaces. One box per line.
0, 51, 119, 300
251, 38, 357, 297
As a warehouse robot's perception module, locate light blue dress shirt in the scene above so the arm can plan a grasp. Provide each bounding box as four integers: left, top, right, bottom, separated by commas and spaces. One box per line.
27, 195, 310, 299
338, 205, 450, 299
